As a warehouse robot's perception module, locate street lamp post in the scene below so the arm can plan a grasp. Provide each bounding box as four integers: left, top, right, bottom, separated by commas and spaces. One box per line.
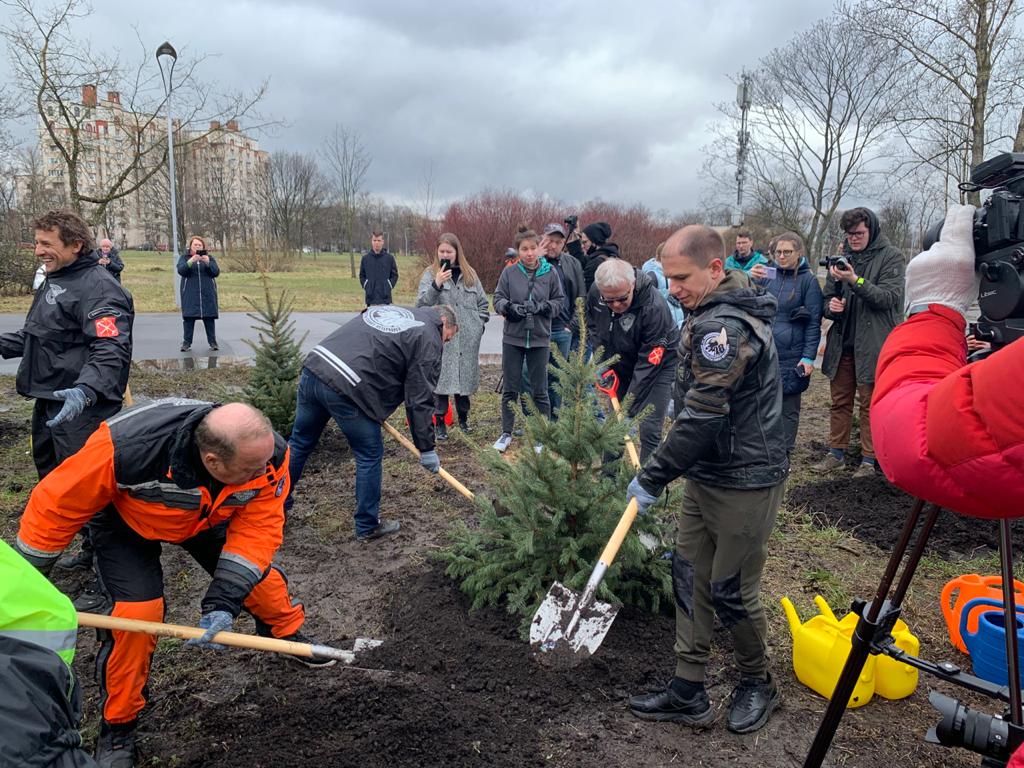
156, 41, 180, 307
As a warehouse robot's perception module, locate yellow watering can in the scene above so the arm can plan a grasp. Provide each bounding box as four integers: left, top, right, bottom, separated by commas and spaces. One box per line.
781, 595, 919, 708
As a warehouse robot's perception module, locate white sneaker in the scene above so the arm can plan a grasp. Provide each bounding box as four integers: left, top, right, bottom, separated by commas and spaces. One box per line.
493, 433, 513, 453
534, 444, 543, 455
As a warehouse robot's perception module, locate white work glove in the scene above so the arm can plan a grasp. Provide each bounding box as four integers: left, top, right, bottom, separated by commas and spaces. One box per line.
904, 204, 978, 319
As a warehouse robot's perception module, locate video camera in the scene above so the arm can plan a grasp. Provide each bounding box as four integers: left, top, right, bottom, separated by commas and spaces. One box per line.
927, 691, 1022, 764
925, 152, 1024, 347
564, 215, 578, 236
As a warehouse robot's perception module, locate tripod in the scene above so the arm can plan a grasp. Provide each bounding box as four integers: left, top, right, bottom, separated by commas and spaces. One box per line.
802, 498, 1024, 767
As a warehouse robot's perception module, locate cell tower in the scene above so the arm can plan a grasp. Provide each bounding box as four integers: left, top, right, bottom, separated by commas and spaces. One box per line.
733, 72, 753, 227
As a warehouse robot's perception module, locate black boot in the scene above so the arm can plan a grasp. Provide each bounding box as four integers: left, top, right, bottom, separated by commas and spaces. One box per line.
629, 677, 714, 726
727, 673, 780, 734
435, 421, 448, 441
56, 547, 93, 572
458, 416, 472, 434
95, 719, 137, 768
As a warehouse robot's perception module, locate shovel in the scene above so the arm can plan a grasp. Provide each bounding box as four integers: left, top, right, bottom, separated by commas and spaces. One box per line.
383, 421, 476, 501
529, 497, 639, 658
596, 370, 641, 470
77, 612, 381, 665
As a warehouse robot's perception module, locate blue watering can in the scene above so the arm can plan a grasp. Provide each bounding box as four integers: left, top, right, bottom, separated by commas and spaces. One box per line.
959, 597, 1024, 686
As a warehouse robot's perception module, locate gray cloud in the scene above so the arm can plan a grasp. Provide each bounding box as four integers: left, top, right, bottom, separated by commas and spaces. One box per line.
0, 0, 831, 212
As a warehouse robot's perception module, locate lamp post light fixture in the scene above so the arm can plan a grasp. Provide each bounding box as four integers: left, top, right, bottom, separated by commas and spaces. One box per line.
156, 41, 181, 307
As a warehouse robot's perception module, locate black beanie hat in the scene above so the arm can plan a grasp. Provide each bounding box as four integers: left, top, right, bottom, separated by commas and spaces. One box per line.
583, 222, 612, 246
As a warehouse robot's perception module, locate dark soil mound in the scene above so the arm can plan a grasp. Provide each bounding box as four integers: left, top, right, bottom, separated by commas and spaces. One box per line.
156, 566, 674, 768
788, 475, 1024, 557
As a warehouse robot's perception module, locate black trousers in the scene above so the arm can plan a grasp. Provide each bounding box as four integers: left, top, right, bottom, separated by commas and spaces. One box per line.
435, 394, 471, 421
781, 392, 802, 455
32, 398, 121, 556
501, 343, 550, 433
182, 317, 217, 345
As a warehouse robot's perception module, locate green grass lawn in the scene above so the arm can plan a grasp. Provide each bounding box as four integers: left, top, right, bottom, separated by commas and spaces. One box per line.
0, 250, 430, 313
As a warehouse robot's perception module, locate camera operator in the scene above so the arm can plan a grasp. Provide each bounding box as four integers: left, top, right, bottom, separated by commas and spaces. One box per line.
871, 204, 1023, 519
812, 207, 905, 478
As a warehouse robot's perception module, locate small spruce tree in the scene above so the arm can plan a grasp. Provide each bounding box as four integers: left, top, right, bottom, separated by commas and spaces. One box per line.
440, 306, 672, 636
241, 273, 308, 437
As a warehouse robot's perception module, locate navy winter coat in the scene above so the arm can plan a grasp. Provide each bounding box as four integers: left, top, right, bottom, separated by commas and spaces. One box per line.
762, 258, 823, 395
177, 254, 220, 319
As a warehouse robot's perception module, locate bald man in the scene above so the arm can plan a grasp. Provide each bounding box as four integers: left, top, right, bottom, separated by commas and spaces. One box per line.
13, 399, 328, 768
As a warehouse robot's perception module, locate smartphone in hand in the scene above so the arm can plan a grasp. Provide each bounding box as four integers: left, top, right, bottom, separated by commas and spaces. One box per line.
440, 259, 452, 272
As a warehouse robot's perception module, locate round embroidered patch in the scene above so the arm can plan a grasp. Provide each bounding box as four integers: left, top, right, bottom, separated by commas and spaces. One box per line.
362, 306, 425, 334
699, 327, 730, 362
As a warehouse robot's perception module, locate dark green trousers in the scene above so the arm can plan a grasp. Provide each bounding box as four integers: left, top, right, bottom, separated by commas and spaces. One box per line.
672, 479, 785, 682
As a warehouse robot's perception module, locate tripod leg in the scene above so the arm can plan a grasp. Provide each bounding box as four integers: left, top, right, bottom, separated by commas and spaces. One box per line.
802, 499, 932, 768
1000, 519, 1022, 726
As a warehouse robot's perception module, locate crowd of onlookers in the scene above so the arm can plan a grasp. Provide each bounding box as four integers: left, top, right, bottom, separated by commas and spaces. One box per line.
396, 209, 911, 478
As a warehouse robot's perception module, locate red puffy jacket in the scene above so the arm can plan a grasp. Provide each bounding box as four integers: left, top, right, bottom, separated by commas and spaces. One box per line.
871, 305, 1024, 519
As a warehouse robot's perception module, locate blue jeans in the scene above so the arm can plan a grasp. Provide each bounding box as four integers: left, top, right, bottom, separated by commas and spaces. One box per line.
547, 328, 572, 416
287, 369, 383, 536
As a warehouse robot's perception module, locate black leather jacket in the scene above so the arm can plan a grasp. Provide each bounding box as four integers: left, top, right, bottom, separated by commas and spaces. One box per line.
638, 270, 789, 492
0, 253, 133, 404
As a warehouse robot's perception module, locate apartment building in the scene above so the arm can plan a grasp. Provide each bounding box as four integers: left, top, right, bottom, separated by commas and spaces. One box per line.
32, 84, 269, 249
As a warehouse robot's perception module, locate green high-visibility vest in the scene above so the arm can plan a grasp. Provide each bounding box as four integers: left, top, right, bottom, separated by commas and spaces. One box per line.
0, 540, 78, 667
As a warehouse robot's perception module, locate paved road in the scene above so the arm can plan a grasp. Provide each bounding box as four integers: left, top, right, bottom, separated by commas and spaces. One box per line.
0, 311, 507, 374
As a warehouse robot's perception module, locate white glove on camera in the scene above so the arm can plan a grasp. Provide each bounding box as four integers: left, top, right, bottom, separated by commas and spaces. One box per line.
904, 204, 978, 319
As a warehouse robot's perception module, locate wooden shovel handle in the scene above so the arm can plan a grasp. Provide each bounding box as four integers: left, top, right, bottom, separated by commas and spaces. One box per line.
382, 421, 476, 501
608, 394, 642, 470
77, 612, 339, 660
599, 498, 639, 568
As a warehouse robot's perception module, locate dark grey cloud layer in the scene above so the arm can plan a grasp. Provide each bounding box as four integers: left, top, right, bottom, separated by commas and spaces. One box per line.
1, 0, 830, 212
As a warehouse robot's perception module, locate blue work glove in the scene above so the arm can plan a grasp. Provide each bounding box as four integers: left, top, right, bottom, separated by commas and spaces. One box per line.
46, 387, 89, 427
627, 476, 660, 516
186, 610, 233, 650
419, 450, 441, 473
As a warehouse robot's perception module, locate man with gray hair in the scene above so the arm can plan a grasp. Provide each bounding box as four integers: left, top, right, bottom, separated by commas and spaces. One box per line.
586, 258, 678, 461
286, 305, 458, 541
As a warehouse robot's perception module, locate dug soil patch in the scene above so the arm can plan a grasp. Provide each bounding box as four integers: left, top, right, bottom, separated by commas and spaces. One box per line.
787, 474, 1024, 557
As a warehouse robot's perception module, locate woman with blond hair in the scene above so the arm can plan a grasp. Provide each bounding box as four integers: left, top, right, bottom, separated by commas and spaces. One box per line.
416, 232, 490, 437
176, 235, 220, 352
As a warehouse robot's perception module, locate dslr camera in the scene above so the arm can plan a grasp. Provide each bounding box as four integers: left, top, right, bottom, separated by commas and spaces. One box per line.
819, 254, 851, 272
925, 152, 1024, 343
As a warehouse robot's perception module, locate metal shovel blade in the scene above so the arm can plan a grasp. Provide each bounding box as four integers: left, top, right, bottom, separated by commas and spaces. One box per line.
529, 581, 619, 657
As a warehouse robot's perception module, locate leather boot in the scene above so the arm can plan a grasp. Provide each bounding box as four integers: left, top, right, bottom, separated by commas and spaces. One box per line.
95, 719, 137, 768
629, 678, 714, 726
727, 673, 781, 734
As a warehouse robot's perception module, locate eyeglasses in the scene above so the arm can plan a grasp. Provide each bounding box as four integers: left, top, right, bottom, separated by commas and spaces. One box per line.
599, 291, 631, 306
845, 229, 869, 238
772, 249, 796, 257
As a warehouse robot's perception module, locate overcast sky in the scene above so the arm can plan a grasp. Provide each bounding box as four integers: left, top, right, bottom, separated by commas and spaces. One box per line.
1, 0, 832, 214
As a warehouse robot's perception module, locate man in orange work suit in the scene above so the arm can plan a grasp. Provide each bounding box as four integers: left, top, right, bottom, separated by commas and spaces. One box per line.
13, 399, 331, 768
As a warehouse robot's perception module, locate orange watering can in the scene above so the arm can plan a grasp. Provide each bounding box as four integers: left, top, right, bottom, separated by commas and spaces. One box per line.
781, 595, 919, 708
941, 575, 1024, 654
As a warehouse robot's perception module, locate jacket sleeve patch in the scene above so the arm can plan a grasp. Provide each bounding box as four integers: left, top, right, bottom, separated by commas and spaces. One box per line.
698, 327, 730, 365
648, 346, 665, 365
94, 316, 120, 338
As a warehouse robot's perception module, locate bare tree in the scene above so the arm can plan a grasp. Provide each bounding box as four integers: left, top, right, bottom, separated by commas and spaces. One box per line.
267, 151, 329, 252
704, 15, 905, 259
320, 124, 370, 277
846, 0, 1024, 205
1, 0, 270, 231
704, 17, 904, 258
